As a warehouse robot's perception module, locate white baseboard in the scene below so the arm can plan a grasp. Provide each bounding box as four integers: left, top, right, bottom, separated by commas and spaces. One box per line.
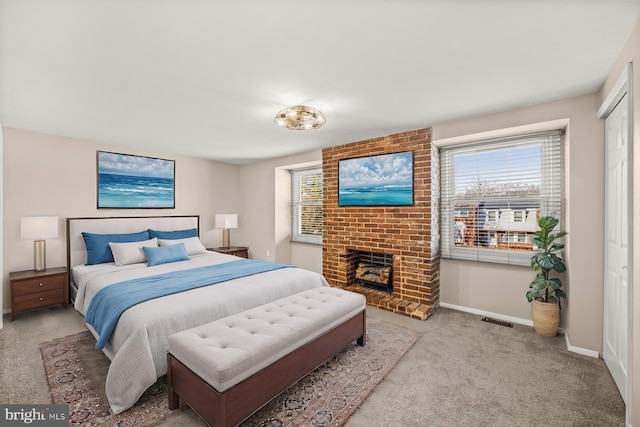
563, 330, 600, 358
439, 302, 534, 327
439, 303, 599, 358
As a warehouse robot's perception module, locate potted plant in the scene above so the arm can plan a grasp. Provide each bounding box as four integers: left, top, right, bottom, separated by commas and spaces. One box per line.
526, 216, 567, 337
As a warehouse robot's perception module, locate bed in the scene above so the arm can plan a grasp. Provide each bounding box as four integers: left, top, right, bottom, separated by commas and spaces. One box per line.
66, 215, 329, 415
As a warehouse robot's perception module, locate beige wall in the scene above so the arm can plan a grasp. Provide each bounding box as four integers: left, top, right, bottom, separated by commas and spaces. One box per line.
237, 150, 322, 272
3, 96, 612, 344
1, 127, 326, 313
238, 91, 607, 349
432, 93, 605, 353
238, 92, 608, 355
2, 128, 240, 311
599, 17, 639, 427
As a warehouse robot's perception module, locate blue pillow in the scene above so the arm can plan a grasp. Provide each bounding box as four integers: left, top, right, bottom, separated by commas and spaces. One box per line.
143, 243, 190, 266
82, 230, 150, 265
148, 228, 198, 240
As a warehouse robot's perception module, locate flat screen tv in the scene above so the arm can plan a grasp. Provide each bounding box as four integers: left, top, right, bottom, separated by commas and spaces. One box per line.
338, 151, 414, 206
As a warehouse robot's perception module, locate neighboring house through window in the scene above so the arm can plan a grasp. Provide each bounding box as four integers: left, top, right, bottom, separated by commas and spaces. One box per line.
291, 167, 323, 244
441, 130, 563, 265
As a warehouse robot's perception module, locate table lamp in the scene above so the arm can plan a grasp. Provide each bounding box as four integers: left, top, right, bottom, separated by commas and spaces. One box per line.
21, 216, 59, 271
215, 214, 237, 249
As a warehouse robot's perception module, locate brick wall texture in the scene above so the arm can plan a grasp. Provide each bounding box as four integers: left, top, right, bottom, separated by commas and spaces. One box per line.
322, 127, 439, 320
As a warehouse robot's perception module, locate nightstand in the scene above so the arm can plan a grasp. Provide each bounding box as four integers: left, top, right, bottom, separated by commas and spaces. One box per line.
10, 267, 68, 321
208, 246, 249, 259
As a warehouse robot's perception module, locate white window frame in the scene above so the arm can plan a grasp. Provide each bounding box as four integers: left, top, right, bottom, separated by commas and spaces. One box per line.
439, 129, 563, 266
513, 210, 525, 222
291, 167, 323, 244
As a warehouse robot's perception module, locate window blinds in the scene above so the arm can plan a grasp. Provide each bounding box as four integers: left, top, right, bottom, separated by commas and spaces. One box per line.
291, 167, 323, 244
440, 130, 563, 265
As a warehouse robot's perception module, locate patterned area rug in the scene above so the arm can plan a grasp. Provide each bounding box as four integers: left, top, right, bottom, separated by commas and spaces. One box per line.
40, 319, 421, 426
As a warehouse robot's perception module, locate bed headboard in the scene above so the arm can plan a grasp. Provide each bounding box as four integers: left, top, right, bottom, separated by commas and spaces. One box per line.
66, 215, 200, 271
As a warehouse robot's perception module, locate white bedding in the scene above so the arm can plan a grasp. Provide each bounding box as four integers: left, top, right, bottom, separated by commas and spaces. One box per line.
73, 251, 328, 414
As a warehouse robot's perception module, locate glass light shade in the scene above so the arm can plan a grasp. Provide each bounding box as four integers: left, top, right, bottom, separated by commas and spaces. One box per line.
274, 105, 326, 130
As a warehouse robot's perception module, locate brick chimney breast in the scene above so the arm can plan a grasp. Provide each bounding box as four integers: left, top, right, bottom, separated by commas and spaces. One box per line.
322, 127, 439, 320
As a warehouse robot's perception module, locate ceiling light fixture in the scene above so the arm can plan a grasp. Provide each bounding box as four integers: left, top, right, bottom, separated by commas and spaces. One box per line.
274, 105, 326, 130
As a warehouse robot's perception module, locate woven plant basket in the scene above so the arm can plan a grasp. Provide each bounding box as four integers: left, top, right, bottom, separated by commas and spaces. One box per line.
532, 299, 560, 337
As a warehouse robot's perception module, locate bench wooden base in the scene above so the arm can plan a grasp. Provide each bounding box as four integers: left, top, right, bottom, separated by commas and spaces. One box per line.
167, 310, 366, 427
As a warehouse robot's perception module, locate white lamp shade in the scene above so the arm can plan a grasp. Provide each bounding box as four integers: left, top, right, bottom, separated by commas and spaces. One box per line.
21, 216, 59, 240
215, 214, 238, 229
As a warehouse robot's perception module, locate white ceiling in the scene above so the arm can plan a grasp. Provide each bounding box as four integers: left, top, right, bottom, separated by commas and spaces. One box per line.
1, 1, 639, 164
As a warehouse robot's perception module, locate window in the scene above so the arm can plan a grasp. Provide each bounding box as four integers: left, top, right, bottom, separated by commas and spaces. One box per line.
441, 130, 562, 265
513, 211, 525, 222
291, 167, 323, 244
506, 232, 528, 243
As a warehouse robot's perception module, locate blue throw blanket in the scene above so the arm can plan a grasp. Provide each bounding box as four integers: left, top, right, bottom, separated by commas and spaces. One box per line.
86, 259, 293, 349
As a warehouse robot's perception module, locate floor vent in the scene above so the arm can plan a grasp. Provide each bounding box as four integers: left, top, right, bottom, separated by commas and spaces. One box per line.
481, 316, 513, 328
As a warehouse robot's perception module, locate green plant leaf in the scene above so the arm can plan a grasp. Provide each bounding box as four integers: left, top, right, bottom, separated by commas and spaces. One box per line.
530, 256, 543, 271
539, 216, 559, 229
526, 216, 567, 305
549, 278, 563, 290
532, 236, 545, 247
550, 256, 566, 273
529, 276, 549, 295
538, 256, 555, 270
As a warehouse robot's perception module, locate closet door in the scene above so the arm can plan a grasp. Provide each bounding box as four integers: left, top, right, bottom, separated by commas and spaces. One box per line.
603, 89, 630, 405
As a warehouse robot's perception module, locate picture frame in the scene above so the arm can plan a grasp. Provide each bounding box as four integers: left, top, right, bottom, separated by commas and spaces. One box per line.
97, 151, 175, 209
338, 151, 414, 207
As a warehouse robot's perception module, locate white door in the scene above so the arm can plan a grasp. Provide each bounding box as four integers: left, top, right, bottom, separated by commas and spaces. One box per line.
603, 91, 629, 404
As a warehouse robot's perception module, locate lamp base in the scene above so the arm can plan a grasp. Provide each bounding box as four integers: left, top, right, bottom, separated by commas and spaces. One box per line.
33, 239, 47, 272
221, 229, 230, 249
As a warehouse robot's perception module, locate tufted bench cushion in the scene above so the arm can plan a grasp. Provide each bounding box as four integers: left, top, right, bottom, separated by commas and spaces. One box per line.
167, 286, 366, 427
167, 286, 366, 392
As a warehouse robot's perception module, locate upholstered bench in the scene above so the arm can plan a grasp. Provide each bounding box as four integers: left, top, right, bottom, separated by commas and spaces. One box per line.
167, 287, 367, 427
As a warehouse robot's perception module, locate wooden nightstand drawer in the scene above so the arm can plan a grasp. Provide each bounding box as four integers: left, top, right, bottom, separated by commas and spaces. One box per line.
208, 246, 249, 258
14, 275, 65, 294
10, 267, 68, 321
13, 288, 65, 312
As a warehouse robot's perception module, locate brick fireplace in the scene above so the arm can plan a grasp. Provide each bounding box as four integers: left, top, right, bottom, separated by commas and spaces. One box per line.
322, 127, 440, 320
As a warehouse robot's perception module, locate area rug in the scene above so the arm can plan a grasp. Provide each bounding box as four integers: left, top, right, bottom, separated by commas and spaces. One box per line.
40, 319, 421, 426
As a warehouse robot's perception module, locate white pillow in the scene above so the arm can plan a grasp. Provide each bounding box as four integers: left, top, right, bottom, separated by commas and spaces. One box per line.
109, 238, 159, 266
158, 236, 208, 256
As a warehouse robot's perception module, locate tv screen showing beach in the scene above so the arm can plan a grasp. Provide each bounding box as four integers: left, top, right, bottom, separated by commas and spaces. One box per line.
338, 151, 414, 206
97, 151, 175, 209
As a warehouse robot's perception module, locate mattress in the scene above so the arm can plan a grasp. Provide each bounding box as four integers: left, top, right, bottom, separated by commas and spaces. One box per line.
73, 251, 329, 414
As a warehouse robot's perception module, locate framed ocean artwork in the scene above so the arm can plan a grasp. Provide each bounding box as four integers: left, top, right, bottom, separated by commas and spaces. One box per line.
338, 151, 414, 207
97, 151, 175, 209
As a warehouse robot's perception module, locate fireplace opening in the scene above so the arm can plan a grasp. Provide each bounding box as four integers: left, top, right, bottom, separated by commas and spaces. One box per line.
349, 250, 393, 293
